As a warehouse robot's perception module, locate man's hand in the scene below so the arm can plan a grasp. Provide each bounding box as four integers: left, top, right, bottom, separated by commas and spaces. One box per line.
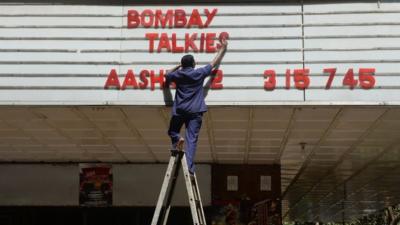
220, 38, 228, 49
211, 38, 228, 68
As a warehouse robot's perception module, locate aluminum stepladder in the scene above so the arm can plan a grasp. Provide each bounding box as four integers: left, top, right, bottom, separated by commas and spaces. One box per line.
151, 149, 207, 225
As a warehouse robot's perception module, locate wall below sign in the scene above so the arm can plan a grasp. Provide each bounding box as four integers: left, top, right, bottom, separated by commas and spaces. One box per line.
0, 164, 211, 206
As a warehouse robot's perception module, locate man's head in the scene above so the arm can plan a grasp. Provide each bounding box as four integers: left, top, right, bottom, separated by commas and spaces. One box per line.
181, 54, 195, 68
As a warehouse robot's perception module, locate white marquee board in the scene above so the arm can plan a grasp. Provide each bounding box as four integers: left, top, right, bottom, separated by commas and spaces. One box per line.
0, 2, 399, 105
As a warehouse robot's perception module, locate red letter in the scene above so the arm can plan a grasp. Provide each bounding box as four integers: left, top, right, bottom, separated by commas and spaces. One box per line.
127, 10, 140, 28
264, 70, 276, 91
359, 68, 376, 89
187, 9, 203, 28
185, 33, 199, 53
172, 33, 184, 53
121, 70, 138, 90
204, 9, 218, 28
174, 9, 187, 28
217, 32, 230, 49
342, 68, 358, 89
294, 69, 310, 90
150, 70, 165, 91
157, 33, 171, 52
199, 33, 205, 52
139, 70, 149, 89
211, 69, 223, 89
285, 69, 291, 89
155, 9, 173, 28
145, 33, 158, 53
205, 33, 216, 53
324, 68, 337, 89
141, 9, 154, 28
104, 69, 121, 89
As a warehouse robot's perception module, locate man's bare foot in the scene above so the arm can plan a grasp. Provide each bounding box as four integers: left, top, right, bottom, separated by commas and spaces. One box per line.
177, 137, 185, 151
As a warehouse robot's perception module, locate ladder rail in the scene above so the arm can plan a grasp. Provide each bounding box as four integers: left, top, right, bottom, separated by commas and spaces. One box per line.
151, 150, 207, 225
191, 174, 207, 225
181, 155, 206, 225
161, 152, 183, 225
151, 151, 180, 225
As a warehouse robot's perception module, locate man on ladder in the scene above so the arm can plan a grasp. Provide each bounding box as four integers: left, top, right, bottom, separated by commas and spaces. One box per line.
152, 38, 228, 225
165, 37, 228, 174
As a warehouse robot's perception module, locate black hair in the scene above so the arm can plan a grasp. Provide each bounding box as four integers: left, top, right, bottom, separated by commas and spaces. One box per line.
181, 54, 195, 68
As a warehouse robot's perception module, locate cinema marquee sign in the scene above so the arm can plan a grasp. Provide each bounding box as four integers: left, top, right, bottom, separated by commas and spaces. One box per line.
104, 8, 376, 91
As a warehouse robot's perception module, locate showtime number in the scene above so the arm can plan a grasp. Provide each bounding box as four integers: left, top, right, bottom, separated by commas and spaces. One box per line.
264, 68, 376, 90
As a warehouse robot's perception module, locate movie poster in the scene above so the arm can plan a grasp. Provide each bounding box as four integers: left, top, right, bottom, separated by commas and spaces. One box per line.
79, 164, 112, 206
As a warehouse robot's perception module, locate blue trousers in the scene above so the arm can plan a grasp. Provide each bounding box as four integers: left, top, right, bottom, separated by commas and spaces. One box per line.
167, 112, 203, 174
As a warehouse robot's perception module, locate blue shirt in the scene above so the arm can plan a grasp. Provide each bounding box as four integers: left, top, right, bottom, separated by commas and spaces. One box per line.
165, 64, 213, 115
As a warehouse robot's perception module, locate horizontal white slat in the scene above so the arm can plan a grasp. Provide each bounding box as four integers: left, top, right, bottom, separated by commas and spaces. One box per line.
0, 52, 120, 61
120, 39, 302, 50
0, 64, 304, 75
0, 39, 302, 50
0, 51, 303, 62
0, 27, 302, 38
0, 17, 122, 26
0, 15, 301, 26
305, 89, 400, 102
0, 5, 301, 15
0, 60, 396, 65
119, 52, 303, 62
305, 26, 400, 36
122, 27, 302, 38
0, 5, 122, 15
305, 2, 400, 13
304, 3, 380, 12
0, 90, 397, 104
304, 38, 400, 49
0, 64, 118, 74
379, 3, 400, 11
304, 50, 400, 61
0, 28, 123, 38
0, 40, 121, 50
121, 5, 302, 14
304, 13, 400, 23
119, 64, 306, 74
0, 89, 305, 105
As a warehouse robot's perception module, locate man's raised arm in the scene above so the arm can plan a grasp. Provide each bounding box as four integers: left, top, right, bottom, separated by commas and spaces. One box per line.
163, 64, 180, 106
210, 39, 228, 68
